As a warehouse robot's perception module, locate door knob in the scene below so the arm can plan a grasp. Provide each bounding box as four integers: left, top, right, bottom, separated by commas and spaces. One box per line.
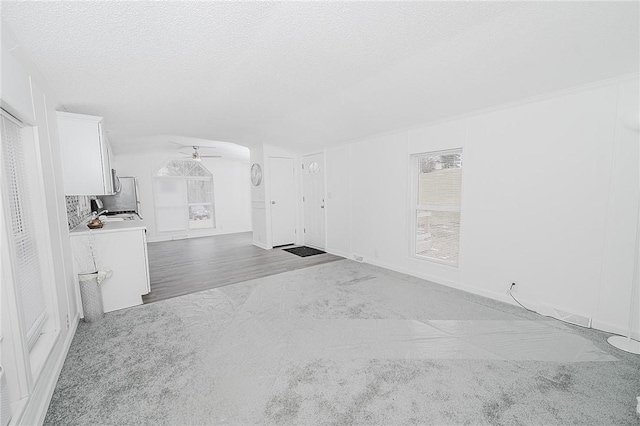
321, 205, 325, 209
271, 201, 276, 204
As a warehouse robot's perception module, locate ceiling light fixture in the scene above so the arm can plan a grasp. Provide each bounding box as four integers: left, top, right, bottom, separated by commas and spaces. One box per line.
179, 145, 221, 161
192, 146, 202, 162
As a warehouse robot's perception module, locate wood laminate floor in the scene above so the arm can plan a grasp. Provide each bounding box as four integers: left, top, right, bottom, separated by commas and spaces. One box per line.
143, 232, 342, 303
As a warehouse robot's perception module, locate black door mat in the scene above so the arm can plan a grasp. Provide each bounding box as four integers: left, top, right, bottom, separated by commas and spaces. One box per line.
283, 246, 326, 257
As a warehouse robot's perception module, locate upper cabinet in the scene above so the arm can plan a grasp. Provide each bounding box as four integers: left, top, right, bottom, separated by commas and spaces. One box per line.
57, 111, 115, 195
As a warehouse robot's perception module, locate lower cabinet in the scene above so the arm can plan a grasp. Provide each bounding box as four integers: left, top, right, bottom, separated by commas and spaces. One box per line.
70, 228, 150, 315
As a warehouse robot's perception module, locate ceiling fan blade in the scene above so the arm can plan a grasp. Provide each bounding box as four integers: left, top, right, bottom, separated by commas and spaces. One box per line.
200, 155, 222, 158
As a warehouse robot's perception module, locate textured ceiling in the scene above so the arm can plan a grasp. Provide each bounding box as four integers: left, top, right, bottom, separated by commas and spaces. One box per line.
1, 1, 638, 154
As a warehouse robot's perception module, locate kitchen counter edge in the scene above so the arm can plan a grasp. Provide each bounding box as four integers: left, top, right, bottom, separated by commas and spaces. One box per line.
70, 217, 146, 235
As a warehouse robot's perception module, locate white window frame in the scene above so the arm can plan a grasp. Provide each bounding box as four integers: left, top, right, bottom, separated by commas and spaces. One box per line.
152, 160, 215, 233
186, 176, 215, 230
1, 108, 60, 389
410, 148, 463, 267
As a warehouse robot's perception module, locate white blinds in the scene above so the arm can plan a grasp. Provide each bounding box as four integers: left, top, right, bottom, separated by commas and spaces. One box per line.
415, 150, 463, 265
1, 113, 47, 349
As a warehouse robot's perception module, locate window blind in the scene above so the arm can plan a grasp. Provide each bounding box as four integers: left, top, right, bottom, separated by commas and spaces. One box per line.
414, 150, 463, 265
1, 112, 47, 350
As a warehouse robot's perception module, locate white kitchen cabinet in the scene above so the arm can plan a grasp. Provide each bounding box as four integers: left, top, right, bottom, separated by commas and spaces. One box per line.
57, 111, 115, 195
70, 222, 150, 315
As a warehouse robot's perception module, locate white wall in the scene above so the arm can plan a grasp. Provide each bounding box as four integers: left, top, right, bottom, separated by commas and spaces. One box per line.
1, 29, 80, 425
326, 145, 351, 257
325, 76, 640, 339
113, 151, 251, 242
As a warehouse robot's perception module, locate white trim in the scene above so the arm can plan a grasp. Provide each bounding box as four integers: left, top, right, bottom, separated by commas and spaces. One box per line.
29, 329, 59, 385
27, 104, 63, 340
55, 111, 103, 122
252, 241, 270, 250
13, 314, 79, 426
145, 228, 252, 243
25, 312, 47, 351
325, 248, 350, 259
0, 108, 23, 127
592, 319, 640, 341
362, 256, 520, 307
141, 231, 151, 294
354, 255, 634, 336
408, 253, 458, 268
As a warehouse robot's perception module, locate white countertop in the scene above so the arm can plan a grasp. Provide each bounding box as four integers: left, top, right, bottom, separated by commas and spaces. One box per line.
70, 216, 146, 235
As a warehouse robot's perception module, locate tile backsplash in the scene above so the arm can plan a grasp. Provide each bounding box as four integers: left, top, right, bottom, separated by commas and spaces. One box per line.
65, 196, 92, 230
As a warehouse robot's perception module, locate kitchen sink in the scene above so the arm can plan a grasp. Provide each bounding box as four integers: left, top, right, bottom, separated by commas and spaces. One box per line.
99, 213, 136, 222
111, 213, 136, 220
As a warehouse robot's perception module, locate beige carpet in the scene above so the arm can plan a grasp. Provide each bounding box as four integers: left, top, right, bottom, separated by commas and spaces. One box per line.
45, 260, 640, 425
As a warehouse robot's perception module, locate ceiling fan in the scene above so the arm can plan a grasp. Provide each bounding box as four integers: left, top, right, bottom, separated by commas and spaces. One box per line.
179, 145, 221, 162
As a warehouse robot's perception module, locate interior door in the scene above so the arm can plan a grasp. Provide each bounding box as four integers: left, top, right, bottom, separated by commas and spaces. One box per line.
270, 157, 296, 247
303, 153, 325, 249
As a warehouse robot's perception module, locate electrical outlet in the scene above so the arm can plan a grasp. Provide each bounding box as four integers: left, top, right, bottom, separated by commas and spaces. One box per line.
66, 314, 69, 329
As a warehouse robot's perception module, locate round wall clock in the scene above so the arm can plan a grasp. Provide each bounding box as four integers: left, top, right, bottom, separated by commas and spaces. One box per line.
250, 163, 262, 186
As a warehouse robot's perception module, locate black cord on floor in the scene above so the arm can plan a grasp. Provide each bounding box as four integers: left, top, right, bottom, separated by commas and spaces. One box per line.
509, 288, 591, 329
509, 290, 535, 313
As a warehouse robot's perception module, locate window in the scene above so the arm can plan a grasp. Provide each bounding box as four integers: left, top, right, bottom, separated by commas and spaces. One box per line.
413, 149, 463, 265
1, 112, 47, 349
154, 160, 215, 232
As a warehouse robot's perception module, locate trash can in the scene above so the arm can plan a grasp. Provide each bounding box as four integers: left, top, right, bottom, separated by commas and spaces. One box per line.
78, 269, 112, 323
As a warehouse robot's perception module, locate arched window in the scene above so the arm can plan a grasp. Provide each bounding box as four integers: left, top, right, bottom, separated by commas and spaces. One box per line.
154, 160, 215, 232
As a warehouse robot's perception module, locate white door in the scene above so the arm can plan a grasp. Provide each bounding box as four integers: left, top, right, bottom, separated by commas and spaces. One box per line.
303, 153, 325, 249
270, 157, 296, 247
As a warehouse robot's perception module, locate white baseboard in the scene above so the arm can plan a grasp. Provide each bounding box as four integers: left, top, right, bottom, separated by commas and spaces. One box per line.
592, 319, 640, 341
325, 248, 350, 259
356, 256, 636, 337
17, 314, 79, 426
252, 241, 270, 250
361, 256, 517, 307
146, 229, 253, 243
